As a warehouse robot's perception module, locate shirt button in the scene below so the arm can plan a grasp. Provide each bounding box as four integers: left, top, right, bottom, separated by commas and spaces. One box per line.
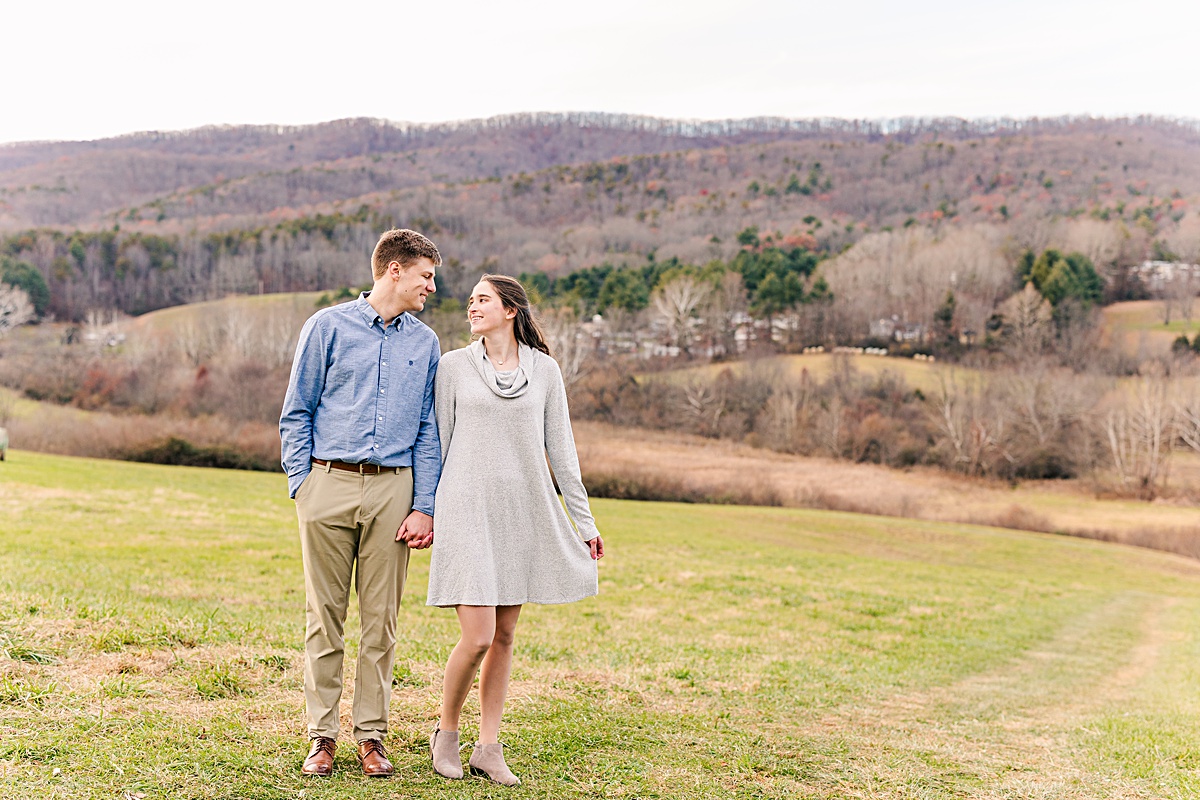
378, 416, 383, 421
373, 445, 379, 449
408, 360, 414, 365
380, 389, 386, 394
382, 362, 388, 366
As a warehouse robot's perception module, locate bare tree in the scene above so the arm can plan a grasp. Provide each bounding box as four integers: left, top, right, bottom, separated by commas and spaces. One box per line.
541, 307, 591, 392
0, 285, 34, 339
815, 389, 847, 459
1166, 268, 1197, 327
679, 377, 725, 436
994, 358, 1106, 475
758, 378, 814, 453
930, 369, 1009, 474
699, 271, 747, 358
262, 304, 313, 369
224, 308, 259, 360
652, 274, 711, 355
998, 283, 1052, 359
1103, 368, 1176, 497
174, 314, 225, 367
1177, 394, 1200, 455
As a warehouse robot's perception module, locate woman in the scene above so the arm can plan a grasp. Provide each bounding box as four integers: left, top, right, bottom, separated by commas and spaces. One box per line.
426, 274, 604, 786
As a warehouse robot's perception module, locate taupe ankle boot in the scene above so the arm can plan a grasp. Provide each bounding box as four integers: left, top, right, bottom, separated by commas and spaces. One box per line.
468, 742, 520, 786
430, 727, 463, 779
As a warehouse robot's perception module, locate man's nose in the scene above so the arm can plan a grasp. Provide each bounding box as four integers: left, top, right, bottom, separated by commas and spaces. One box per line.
428, 279, 437, 293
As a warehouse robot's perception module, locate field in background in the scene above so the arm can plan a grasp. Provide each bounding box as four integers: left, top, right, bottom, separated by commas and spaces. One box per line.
648, 351, 958, 393
2, 452, 1200, 799
574, 421, 1200, 558
127, 292, 328, 334
1102, 300, 1199, 355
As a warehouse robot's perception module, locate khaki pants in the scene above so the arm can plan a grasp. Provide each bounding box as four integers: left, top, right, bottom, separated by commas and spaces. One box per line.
295, 464, 413, 742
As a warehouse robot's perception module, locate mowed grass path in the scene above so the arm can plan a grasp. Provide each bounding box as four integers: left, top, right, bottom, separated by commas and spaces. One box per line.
2, 453, 1200, 799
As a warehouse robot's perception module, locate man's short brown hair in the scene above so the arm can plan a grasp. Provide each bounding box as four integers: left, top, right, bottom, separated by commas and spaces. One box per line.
371, 228, 442, 279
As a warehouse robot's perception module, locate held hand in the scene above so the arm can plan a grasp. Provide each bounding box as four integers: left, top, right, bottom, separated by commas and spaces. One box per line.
588, 534, 605, 560
397, 510, 434, 549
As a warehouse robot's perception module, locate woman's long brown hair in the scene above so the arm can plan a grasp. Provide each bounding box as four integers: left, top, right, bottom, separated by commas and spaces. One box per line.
479, 273, 551, 356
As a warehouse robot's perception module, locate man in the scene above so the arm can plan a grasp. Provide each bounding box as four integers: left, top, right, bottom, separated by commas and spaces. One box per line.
280, 228, 442, 778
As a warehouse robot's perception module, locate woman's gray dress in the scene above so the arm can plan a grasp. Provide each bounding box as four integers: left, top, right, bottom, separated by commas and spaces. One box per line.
426, 340, 599, 607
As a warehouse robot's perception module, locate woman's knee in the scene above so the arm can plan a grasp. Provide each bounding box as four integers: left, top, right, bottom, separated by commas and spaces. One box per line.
491, 626, 516, 649
455, 608, 496, 651
459, 633, 495, 657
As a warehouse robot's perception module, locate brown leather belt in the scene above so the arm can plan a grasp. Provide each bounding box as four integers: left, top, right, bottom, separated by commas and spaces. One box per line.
312, 458, 403, 475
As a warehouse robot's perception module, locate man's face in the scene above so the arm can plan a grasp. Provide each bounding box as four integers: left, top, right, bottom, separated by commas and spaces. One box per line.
394, 257, 437, 313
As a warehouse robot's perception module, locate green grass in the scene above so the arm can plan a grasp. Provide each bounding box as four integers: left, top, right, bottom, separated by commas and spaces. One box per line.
2, 450, 1200, 798
1103, 300, 1200, 336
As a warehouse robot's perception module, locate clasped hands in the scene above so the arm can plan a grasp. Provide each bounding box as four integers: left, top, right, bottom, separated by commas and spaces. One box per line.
396, 510, 433, 549
399, 512, 605, 559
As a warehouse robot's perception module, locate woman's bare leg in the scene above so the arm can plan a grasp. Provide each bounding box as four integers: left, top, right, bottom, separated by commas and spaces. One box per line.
478, 604, 522, 744
437, 605, 496, 731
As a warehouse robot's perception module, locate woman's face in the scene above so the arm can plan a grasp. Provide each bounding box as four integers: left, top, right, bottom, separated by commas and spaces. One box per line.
467, 280, 515, 337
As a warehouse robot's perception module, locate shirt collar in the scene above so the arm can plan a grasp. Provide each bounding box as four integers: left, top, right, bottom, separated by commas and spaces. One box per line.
354, 291, 406, 330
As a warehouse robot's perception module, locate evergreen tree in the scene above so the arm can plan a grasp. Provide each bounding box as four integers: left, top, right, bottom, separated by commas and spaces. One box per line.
0, 257, 50, 317
597, 268, 650, 313
934, 290, 957, 344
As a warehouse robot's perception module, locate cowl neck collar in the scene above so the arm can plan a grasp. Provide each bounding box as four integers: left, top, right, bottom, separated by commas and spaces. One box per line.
468, 338, 533, 398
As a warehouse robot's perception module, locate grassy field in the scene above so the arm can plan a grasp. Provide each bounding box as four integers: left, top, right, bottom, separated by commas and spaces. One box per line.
1101, 300, 1198, 355
127, 292, 327, 333
646, 352, 957, 394
2, 452, 1200, 798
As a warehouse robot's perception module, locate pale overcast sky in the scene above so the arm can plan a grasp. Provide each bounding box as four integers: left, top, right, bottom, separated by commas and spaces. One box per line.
3, 0, 1198, 145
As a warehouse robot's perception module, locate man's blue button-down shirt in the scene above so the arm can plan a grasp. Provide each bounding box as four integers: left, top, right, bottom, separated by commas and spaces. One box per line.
279, 293, 442, 515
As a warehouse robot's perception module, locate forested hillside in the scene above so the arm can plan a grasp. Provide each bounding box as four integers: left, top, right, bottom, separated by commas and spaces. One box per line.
3, 113, 1199, 319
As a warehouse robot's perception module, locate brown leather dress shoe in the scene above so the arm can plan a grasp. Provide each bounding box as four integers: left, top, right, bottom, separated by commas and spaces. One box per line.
357, 739, 394, 777
302, 737, 336, 777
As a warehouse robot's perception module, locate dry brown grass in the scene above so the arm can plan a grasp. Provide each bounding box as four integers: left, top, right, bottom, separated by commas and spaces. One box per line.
575, 420, 1200, 558
5, 400, 279, 468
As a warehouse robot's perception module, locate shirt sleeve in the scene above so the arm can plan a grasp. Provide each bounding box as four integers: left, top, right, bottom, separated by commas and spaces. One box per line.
410, 340, 442, 516
543, 357, 600, 541
279, 314, 326, 498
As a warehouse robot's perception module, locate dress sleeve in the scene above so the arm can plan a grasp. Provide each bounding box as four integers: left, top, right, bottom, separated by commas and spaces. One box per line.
411, 343, 442, 517
434, 356, 456, 464
543, 358, 600, 541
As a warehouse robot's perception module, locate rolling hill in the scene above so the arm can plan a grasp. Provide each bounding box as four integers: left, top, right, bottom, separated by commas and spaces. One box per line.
3, 113, 1199, 320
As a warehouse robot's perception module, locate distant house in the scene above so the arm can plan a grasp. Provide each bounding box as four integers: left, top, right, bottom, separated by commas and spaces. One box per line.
869, 315, 924, 342
1130, 260, 1200, 292
869, 317, 897, 339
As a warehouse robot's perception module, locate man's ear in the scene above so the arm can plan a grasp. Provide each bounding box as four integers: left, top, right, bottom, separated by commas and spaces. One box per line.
388, 260, 402, 280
